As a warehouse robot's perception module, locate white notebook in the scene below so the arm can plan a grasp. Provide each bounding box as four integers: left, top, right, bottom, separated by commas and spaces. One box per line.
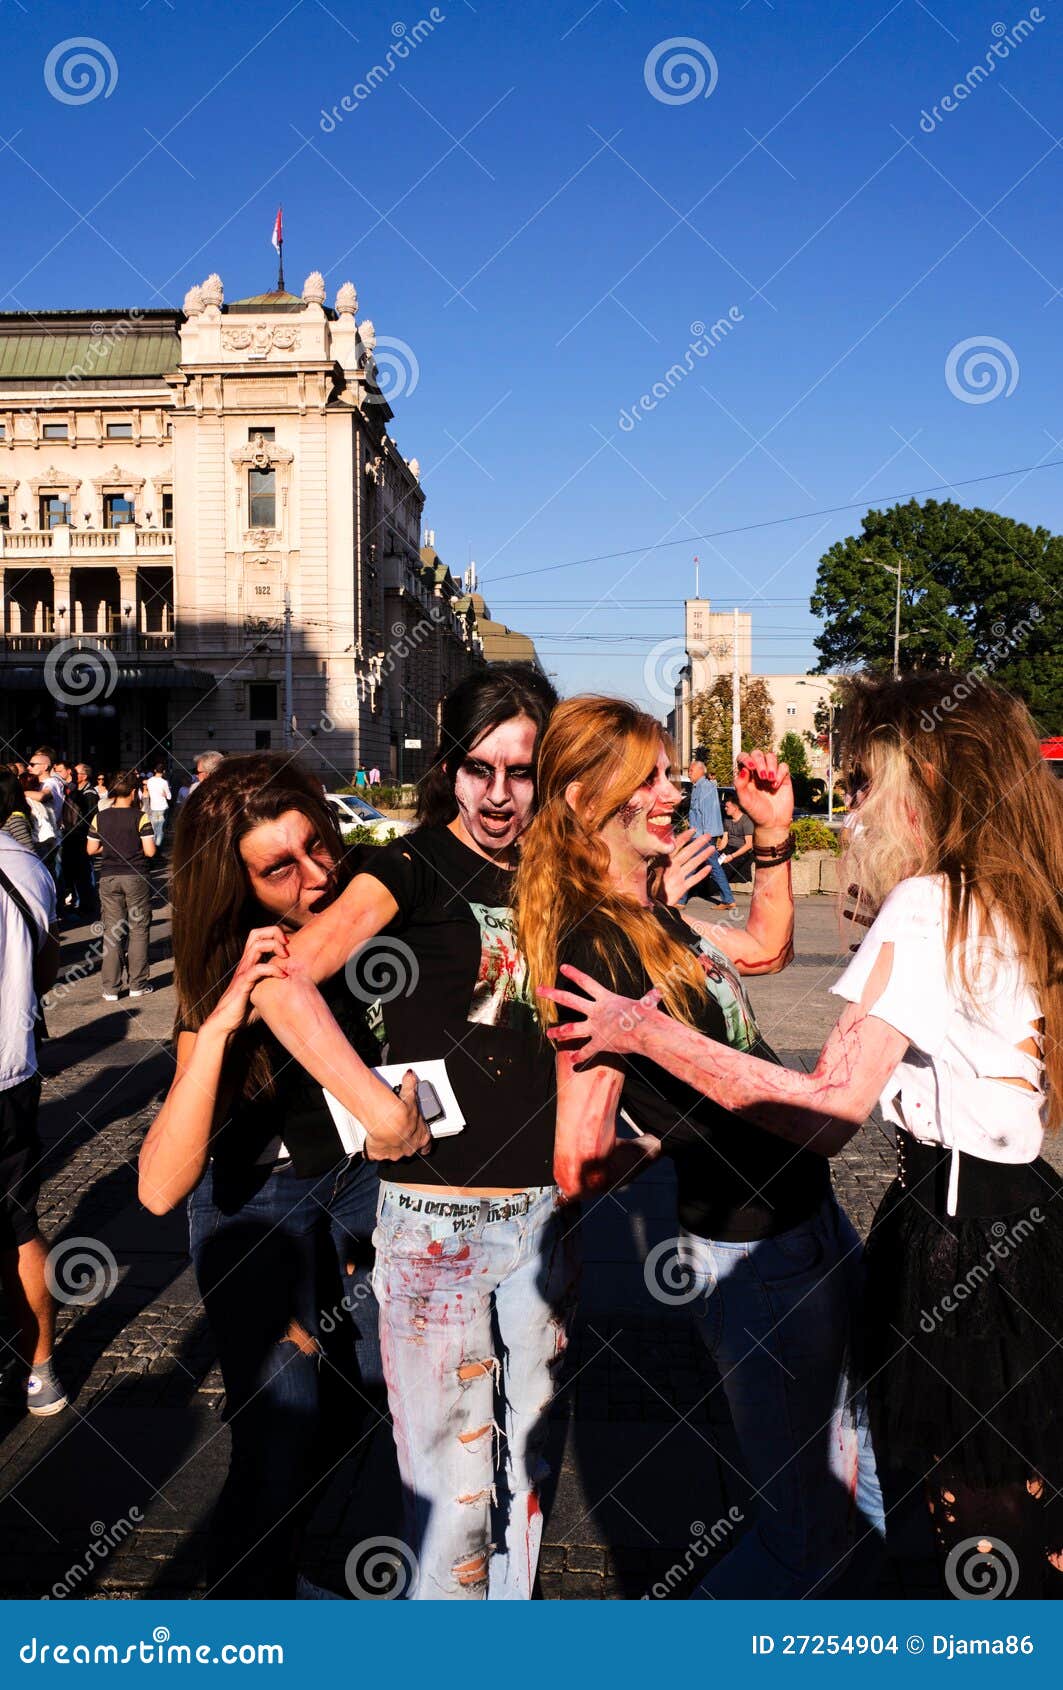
323, 1058, 465, 1156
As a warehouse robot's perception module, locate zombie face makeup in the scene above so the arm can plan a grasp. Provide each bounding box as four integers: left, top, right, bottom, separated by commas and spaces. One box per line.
451, 715, 538, 860
239, 809, 338, 928
599, 741, 683, 873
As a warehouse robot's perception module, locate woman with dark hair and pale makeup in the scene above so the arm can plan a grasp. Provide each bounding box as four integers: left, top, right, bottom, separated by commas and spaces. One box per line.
249, 665, 573, 1601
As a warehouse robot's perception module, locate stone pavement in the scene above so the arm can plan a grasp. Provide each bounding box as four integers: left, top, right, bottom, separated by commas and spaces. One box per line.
3, 879, 1054, 1600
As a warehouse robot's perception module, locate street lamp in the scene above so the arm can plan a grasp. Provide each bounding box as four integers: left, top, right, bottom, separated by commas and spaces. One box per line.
797, 680, 836, 821
863, 554, 901, 680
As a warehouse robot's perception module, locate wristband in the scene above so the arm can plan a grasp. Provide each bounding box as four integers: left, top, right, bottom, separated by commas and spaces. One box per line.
753, 838, 795, 868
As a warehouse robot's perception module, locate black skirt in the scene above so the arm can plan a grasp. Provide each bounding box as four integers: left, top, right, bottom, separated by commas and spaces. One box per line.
864, 1133, 1063, 1487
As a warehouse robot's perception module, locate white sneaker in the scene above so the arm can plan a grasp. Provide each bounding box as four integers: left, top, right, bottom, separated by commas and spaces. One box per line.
102, 992, 119, 1002
130, 986, 153, 998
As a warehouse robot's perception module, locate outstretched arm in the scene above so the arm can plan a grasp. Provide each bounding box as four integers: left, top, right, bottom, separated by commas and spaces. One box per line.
541, 944, 908, 1158
665, 751, 794, 976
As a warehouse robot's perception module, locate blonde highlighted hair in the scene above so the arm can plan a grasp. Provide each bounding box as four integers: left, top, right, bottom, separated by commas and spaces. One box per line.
515, 695, 707, 1029
839, 671, 1063, 1126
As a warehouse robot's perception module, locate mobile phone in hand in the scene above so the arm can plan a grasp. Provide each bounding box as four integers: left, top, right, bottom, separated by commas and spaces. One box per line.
393, 1078, 445, 1127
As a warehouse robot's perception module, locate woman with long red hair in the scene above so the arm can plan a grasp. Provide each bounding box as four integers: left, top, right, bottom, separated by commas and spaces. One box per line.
516, 695, 883, 1598
540, 675, 1063, 1598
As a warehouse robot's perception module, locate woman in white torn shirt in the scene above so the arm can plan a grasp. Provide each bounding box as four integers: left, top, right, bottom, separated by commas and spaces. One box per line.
543, 671, 1063, 1599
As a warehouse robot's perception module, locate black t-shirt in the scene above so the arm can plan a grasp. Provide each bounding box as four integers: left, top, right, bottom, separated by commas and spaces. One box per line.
183, 971, 381, 1187
89, 806, 153, 877
558, 905, 829, 1241
355, 823, 556, 1190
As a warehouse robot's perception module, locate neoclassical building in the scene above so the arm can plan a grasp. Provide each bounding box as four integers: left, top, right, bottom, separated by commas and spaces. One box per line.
0, 269, 489, 784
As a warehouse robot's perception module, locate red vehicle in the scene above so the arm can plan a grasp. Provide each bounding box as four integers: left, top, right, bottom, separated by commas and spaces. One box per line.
1041, 738, 1063, 778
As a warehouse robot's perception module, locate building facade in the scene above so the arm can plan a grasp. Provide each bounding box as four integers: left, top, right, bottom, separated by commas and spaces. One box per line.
669, 597, 752, 766
0, 270, 483, 786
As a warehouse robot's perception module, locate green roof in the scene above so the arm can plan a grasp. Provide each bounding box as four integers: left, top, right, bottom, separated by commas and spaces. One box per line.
0, 330, 181, 383
227, 291, 305, 313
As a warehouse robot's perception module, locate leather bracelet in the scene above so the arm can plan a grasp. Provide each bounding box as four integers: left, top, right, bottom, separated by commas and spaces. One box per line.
753, 839, 795, 867
752, 836, 794, 860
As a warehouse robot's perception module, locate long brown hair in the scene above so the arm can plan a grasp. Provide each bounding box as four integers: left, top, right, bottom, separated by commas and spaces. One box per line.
515, 696, 707, 1029
170, 754, 348, 1100
839, 671, 1063, 1126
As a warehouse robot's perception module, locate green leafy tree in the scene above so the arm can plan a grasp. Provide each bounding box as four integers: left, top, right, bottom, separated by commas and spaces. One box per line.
777, 731, 810, 779
811, 499, 1063, 731
693, 675, 774, 783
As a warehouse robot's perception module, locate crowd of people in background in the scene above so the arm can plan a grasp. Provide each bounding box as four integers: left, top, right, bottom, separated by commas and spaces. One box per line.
1, 664, 1062, 1603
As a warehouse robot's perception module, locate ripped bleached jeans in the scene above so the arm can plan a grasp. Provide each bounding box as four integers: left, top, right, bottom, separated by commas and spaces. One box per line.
372, 1182, 577, 1599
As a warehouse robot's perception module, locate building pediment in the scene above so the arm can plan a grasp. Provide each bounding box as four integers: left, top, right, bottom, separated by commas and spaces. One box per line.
229, 433, 294, 470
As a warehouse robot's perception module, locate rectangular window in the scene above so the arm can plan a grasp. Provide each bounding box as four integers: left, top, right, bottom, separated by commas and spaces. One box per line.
42, 422, 68, 440
786, 703, 797, 716
39, 495, 70, 529
103, 494, 135, 528
249, 426, 276, 440
161, 491, 173, 529
248, 682, 278, 720
254, 729, 272, 751
248, 466, 276, 528
0, 496, 8, 530
0, 423, 6, 440
106, 421, 133, 439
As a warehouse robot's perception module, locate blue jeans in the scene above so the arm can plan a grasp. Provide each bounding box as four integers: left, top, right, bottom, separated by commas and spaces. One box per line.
188, 1153, 382, 1597
680, 844, 734, 907
373, 1183, 578, 1599
682, 1193, 884, 1597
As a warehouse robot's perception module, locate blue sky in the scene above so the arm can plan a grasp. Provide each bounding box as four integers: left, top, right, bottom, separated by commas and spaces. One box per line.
4, 0, 1063, 708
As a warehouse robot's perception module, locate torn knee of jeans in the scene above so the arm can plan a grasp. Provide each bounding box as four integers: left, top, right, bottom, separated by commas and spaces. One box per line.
458, 1421, 494, 1447
458, 1486, 496, 1506
457, 1356, 499, 1386
281, 1319, 319, 1357
452, 1546, 492, 1588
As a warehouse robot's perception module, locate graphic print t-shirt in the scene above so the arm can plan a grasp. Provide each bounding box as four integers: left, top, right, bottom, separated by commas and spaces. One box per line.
355, 823, 556, 1189
558, 904, 829, 1241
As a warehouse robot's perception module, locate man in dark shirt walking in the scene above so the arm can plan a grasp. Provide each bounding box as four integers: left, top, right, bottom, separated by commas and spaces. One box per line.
87, 773, 156, 1000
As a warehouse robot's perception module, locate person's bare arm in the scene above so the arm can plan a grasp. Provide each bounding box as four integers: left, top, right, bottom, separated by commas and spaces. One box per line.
553, 1049, 659, 1199
139, 1028, 232, 1214
680, 752, 794, 976
249, 870, 429, 1159
543, 945, 909, 1158
140, 831, 157, 860
252, 871, 400, 993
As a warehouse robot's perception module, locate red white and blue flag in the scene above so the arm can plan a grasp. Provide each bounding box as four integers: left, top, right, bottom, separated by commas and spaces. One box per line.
271, 207, 283, 253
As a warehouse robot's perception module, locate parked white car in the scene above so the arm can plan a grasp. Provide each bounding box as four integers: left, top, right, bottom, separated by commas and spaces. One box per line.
324, 792, 413, 844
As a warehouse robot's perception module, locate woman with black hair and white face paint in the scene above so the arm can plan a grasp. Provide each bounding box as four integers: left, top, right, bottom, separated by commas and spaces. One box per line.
250, 664, 575, 1600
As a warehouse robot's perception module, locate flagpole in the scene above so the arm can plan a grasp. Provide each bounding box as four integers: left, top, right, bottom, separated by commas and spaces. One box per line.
277, 217, 284, 293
